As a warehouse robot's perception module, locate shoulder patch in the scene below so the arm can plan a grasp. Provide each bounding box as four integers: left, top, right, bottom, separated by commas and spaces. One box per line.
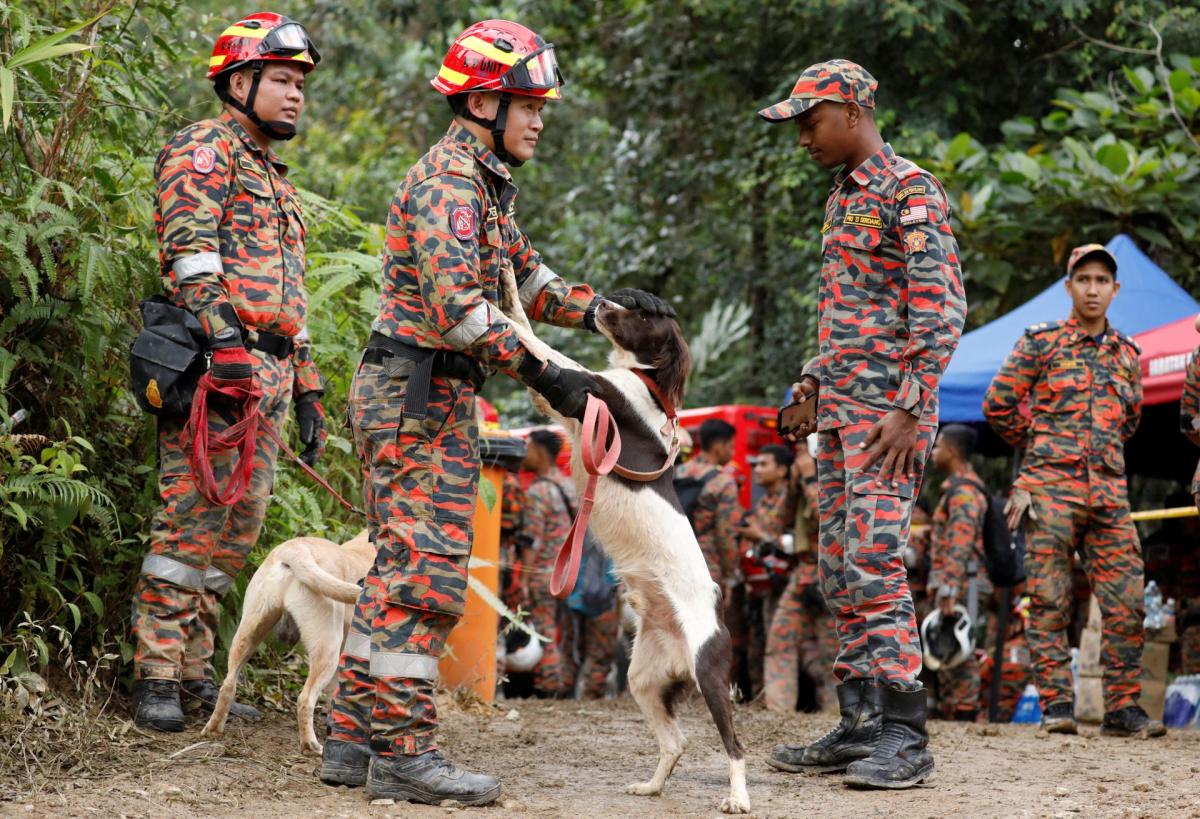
904, 231, 928, 254
450, 205, 476, 241
896, 184, 926, 201
899, 203, 929, 226
192, 146, 217, 174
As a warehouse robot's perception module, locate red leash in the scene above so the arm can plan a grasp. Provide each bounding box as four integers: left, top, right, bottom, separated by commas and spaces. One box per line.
186, 375, 363, 516
185, 373, 262, 507
550, 393, 622, 598
549, 369, 681, 599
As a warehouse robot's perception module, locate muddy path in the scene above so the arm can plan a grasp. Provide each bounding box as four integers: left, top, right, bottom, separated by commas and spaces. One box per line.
3, 695, 1199, 818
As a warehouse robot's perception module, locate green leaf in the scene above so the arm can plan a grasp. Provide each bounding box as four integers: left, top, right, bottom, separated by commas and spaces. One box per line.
0, 67, 12, 132
4, 8, 108, 68
82, 591, 104, 618
1168, 68, 1192, 95
478, 475, 498, 513
1122, 65, 1152, 95
6, 42, 93, 69
1096, 143, 1130, 176
66, 601, 81, 631
944, 133, 973, 163
0, 648, 18, 676
1000, 118, 1036, 140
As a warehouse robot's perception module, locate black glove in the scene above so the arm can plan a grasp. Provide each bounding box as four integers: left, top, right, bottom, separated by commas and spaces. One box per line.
605, 287, 676, 318
293, 391, 326, 467
521, 357, 600, 421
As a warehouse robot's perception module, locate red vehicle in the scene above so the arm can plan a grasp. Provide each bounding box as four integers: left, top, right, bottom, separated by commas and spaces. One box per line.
677, 404, 785, 510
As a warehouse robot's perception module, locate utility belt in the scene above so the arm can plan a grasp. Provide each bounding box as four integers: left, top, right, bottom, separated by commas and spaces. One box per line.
362, 330, 485, 421
129, 295, 299, 416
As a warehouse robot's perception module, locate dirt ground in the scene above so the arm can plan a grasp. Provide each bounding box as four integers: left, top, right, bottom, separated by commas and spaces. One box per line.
3, 694, 1199, 818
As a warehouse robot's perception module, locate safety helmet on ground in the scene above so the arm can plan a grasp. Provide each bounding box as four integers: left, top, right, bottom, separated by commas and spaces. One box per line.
504, 629, 544, 673
209, 12, 321, 141
432, 19, 564, 166
921, 605, 974, 671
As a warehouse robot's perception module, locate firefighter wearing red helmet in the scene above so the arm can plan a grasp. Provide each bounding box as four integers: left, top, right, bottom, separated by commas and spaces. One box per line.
128, 12, 325, 731
319, 19, 672, 805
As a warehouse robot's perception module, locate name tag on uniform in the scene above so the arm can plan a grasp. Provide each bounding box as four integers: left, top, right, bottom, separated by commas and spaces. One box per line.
843, 212, 884, 229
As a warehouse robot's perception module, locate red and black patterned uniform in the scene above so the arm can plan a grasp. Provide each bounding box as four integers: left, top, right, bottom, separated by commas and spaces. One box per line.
1178, 348, 1200, 673
929, 472, 990, 718
802, 143, 966, 692
131, 111, 322, 683
984, 318, 1145, 713
327, 122, 596, 757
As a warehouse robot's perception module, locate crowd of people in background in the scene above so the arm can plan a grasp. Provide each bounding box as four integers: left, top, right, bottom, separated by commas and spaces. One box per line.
495, 402, 1200, 726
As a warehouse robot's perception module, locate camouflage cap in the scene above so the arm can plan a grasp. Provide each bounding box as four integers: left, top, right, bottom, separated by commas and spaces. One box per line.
758, 59, 877, 122
1066, 243, 1118, 277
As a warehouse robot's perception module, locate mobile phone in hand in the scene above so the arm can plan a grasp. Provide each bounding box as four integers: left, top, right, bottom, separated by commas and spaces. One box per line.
777, 393, 816, 438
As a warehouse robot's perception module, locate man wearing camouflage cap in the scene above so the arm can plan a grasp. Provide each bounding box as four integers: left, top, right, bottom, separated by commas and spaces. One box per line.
985, 243, 1165, 739
762, 59, 966, 789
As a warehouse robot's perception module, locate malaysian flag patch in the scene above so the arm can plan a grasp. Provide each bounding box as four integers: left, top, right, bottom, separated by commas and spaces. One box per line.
899, 204, 928, 225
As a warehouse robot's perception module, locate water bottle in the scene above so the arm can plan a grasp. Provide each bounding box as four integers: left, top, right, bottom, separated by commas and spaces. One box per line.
1012, 683, 1042, 724
1163, 675, 1200, 729
1143, 581, 1164, 630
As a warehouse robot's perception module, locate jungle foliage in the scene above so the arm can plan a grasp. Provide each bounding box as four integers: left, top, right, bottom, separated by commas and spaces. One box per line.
1, 0, 1197, 684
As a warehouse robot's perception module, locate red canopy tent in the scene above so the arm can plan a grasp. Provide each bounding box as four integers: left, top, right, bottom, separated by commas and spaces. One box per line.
1136, 315, 1200, 406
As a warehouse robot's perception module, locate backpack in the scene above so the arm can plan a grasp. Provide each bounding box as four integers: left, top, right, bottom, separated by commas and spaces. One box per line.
674, 467, 719, 527
542, 478, 617, 617
953, 476, 1026, 588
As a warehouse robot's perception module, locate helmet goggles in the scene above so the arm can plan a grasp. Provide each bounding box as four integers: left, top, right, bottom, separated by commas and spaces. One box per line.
500, 43, 562, 92
259, 21, 321, 65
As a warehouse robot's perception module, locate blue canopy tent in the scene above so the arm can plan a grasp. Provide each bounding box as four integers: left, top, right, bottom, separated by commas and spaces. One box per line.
938, 234, 1199, 423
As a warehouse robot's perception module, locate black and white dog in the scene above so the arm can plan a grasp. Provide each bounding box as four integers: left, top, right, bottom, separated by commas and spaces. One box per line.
500, 280, 749, 814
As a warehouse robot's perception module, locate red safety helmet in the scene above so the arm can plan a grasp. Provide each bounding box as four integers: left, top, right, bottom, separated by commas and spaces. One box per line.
208, 12, 320, 81
432, 20, 563, 101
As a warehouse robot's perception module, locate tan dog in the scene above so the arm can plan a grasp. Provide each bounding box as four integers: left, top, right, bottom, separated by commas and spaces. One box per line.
201, 530, 375, 753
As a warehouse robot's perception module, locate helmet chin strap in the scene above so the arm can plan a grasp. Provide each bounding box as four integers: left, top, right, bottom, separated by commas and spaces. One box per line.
462, 92, 523, 167
226, 63, 297, 141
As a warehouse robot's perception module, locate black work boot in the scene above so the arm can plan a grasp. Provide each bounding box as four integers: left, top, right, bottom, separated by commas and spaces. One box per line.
1040, 701, 1078, 734
181, 678, 262, 719
1100, 705, 1167, 738
767, 680, 882, 773
843, 686, 934, 789
320, 739, 372, 787
367, 749, 501, 806
131, 679, 185, 732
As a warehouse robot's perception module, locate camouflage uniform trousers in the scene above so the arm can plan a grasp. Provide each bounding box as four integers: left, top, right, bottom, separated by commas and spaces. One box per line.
328, 360, 479, 756
746, 587, 782, 699
1024, 495, 1144, 713
764, 568, 839, 712
817, 421, 935, 691
560, 606, 620, 699
526, 577, 570, 696
131, 349, 292, 681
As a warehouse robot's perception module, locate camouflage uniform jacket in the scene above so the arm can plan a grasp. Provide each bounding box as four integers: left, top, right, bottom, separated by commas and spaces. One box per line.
1181, 349, 1200, 496
929, 471, 992, 601
371, 122, 595, 377
676, 454, 741, 586
522, 472, 577, 580
984, 318, 1142, 507
802, 143, 965, 430
746, 482, 793, 545
155, 110, 320, 394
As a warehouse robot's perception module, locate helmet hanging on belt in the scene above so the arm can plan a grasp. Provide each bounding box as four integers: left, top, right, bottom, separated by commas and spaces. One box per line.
208, 12, 321, 141
432, 19, 565, 166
